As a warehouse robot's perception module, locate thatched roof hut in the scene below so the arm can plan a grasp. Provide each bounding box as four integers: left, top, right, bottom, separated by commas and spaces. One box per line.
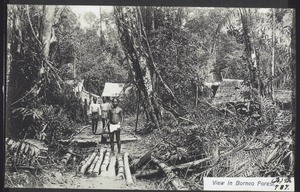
212, 79, 248, 106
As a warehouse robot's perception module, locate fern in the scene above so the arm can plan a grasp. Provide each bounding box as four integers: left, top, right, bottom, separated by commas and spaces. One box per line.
6, 138, 48, 167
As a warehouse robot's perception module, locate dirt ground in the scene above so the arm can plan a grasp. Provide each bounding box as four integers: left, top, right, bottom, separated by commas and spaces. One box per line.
42, 170, 158, 189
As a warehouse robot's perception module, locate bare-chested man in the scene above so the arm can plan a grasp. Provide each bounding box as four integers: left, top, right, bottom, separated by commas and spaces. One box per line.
108, 98, 123, 154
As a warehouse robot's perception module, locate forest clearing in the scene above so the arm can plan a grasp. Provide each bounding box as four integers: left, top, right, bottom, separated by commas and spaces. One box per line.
5, 5, 295, 190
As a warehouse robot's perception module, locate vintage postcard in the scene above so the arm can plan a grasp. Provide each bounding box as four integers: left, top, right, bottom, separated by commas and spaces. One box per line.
5, 3, 295, 191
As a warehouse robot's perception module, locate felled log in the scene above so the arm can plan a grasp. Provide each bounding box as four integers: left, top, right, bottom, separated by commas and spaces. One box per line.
131, 143, 159, 173
116, 155, 125, 180
169, 143, 248, 170
131, 151, 152, 173
80, 151, 97, 174
135, 168, 161, 179
92, 148, 106, 176
87, 154, 99, 176
77, 153, 92, 172
124, 152, 133, 184
60, 149, 73, 165
100, 151, 110, 177
80, 153, 92, 166
107, 155, 117, 178
151, 156, 188, 190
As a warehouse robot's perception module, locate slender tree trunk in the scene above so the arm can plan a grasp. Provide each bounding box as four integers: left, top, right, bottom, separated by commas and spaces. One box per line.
271, 8, 275, 99
99, 6, 102, 38
195, 84, 199, 107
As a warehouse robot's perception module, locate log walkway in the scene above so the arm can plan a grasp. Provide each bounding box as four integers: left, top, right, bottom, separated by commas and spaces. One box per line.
59, 123, 139, 186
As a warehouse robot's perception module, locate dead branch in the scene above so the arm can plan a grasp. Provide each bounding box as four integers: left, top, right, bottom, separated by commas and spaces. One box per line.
151, 156, 188, 190
26, 5, 42, 47
169, 142, 248, 170
178, 117, 195, 124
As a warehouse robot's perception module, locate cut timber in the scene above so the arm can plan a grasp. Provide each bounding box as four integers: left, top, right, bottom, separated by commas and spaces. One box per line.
93, 148, 106, 176
107, 155, 117, 178
80, 153, 92, 168
131, 143, 158, 172
60, 149, 73, 165
87, 155, 99, 176
124, 152, 133, 184
151, 156, 188, 190
135, 169, 161, 179
100, 151, 110, 177
116, 155, 125, 180
80, 151, 97, 174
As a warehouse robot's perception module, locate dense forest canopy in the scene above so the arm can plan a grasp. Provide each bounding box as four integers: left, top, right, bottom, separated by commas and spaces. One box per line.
6, 5, 295, 136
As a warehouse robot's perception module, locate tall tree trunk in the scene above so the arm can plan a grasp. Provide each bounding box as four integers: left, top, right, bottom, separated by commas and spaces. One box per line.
6, 5, 23, 138
114, 7, 161, 129
42, 5, 56, 59
239, 8, 261, 95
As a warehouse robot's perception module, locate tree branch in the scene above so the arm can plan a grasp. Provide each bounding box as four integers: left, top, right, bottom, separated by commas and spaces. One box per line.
26, 5, 42, 48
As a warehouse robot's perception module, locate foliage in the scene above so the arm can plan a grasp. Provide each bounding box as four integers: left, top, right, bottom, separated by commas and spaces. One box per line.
42, 106, 77, 145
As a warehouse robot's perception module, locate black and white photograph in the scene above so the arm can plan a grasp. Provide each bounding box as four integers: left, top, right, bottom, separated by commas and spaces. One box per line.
4, 4, 295, 191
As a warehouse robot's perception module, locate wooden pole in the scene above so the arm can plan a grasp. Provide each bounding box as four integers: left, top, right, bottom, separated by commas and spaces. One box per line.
135, 92, 140, 133
107, 155, 117, 178
87, 154, 99, 176
93, 148, 106, 176
80, 151, 97, 174
100, 151, 110, 177
116, 155, 125, 180
124, 152, 133, 184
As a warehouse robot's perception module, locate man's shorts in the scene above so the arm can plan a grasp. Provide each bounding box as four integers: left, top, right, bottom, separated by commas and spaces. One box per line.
91, 112, 99, 121
110, 122, 120, 132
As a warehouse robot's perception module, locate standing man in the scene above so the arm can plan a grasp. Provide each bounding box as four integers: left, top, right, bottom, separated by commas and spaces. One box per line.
89, 97, 101, 134
100, 97, 111, 143
108, 98, 123, 154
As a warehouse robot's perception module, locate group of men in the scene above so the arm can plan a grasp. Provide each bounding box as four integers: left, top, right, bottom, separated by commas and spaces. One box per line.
89, 97, 123, 154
